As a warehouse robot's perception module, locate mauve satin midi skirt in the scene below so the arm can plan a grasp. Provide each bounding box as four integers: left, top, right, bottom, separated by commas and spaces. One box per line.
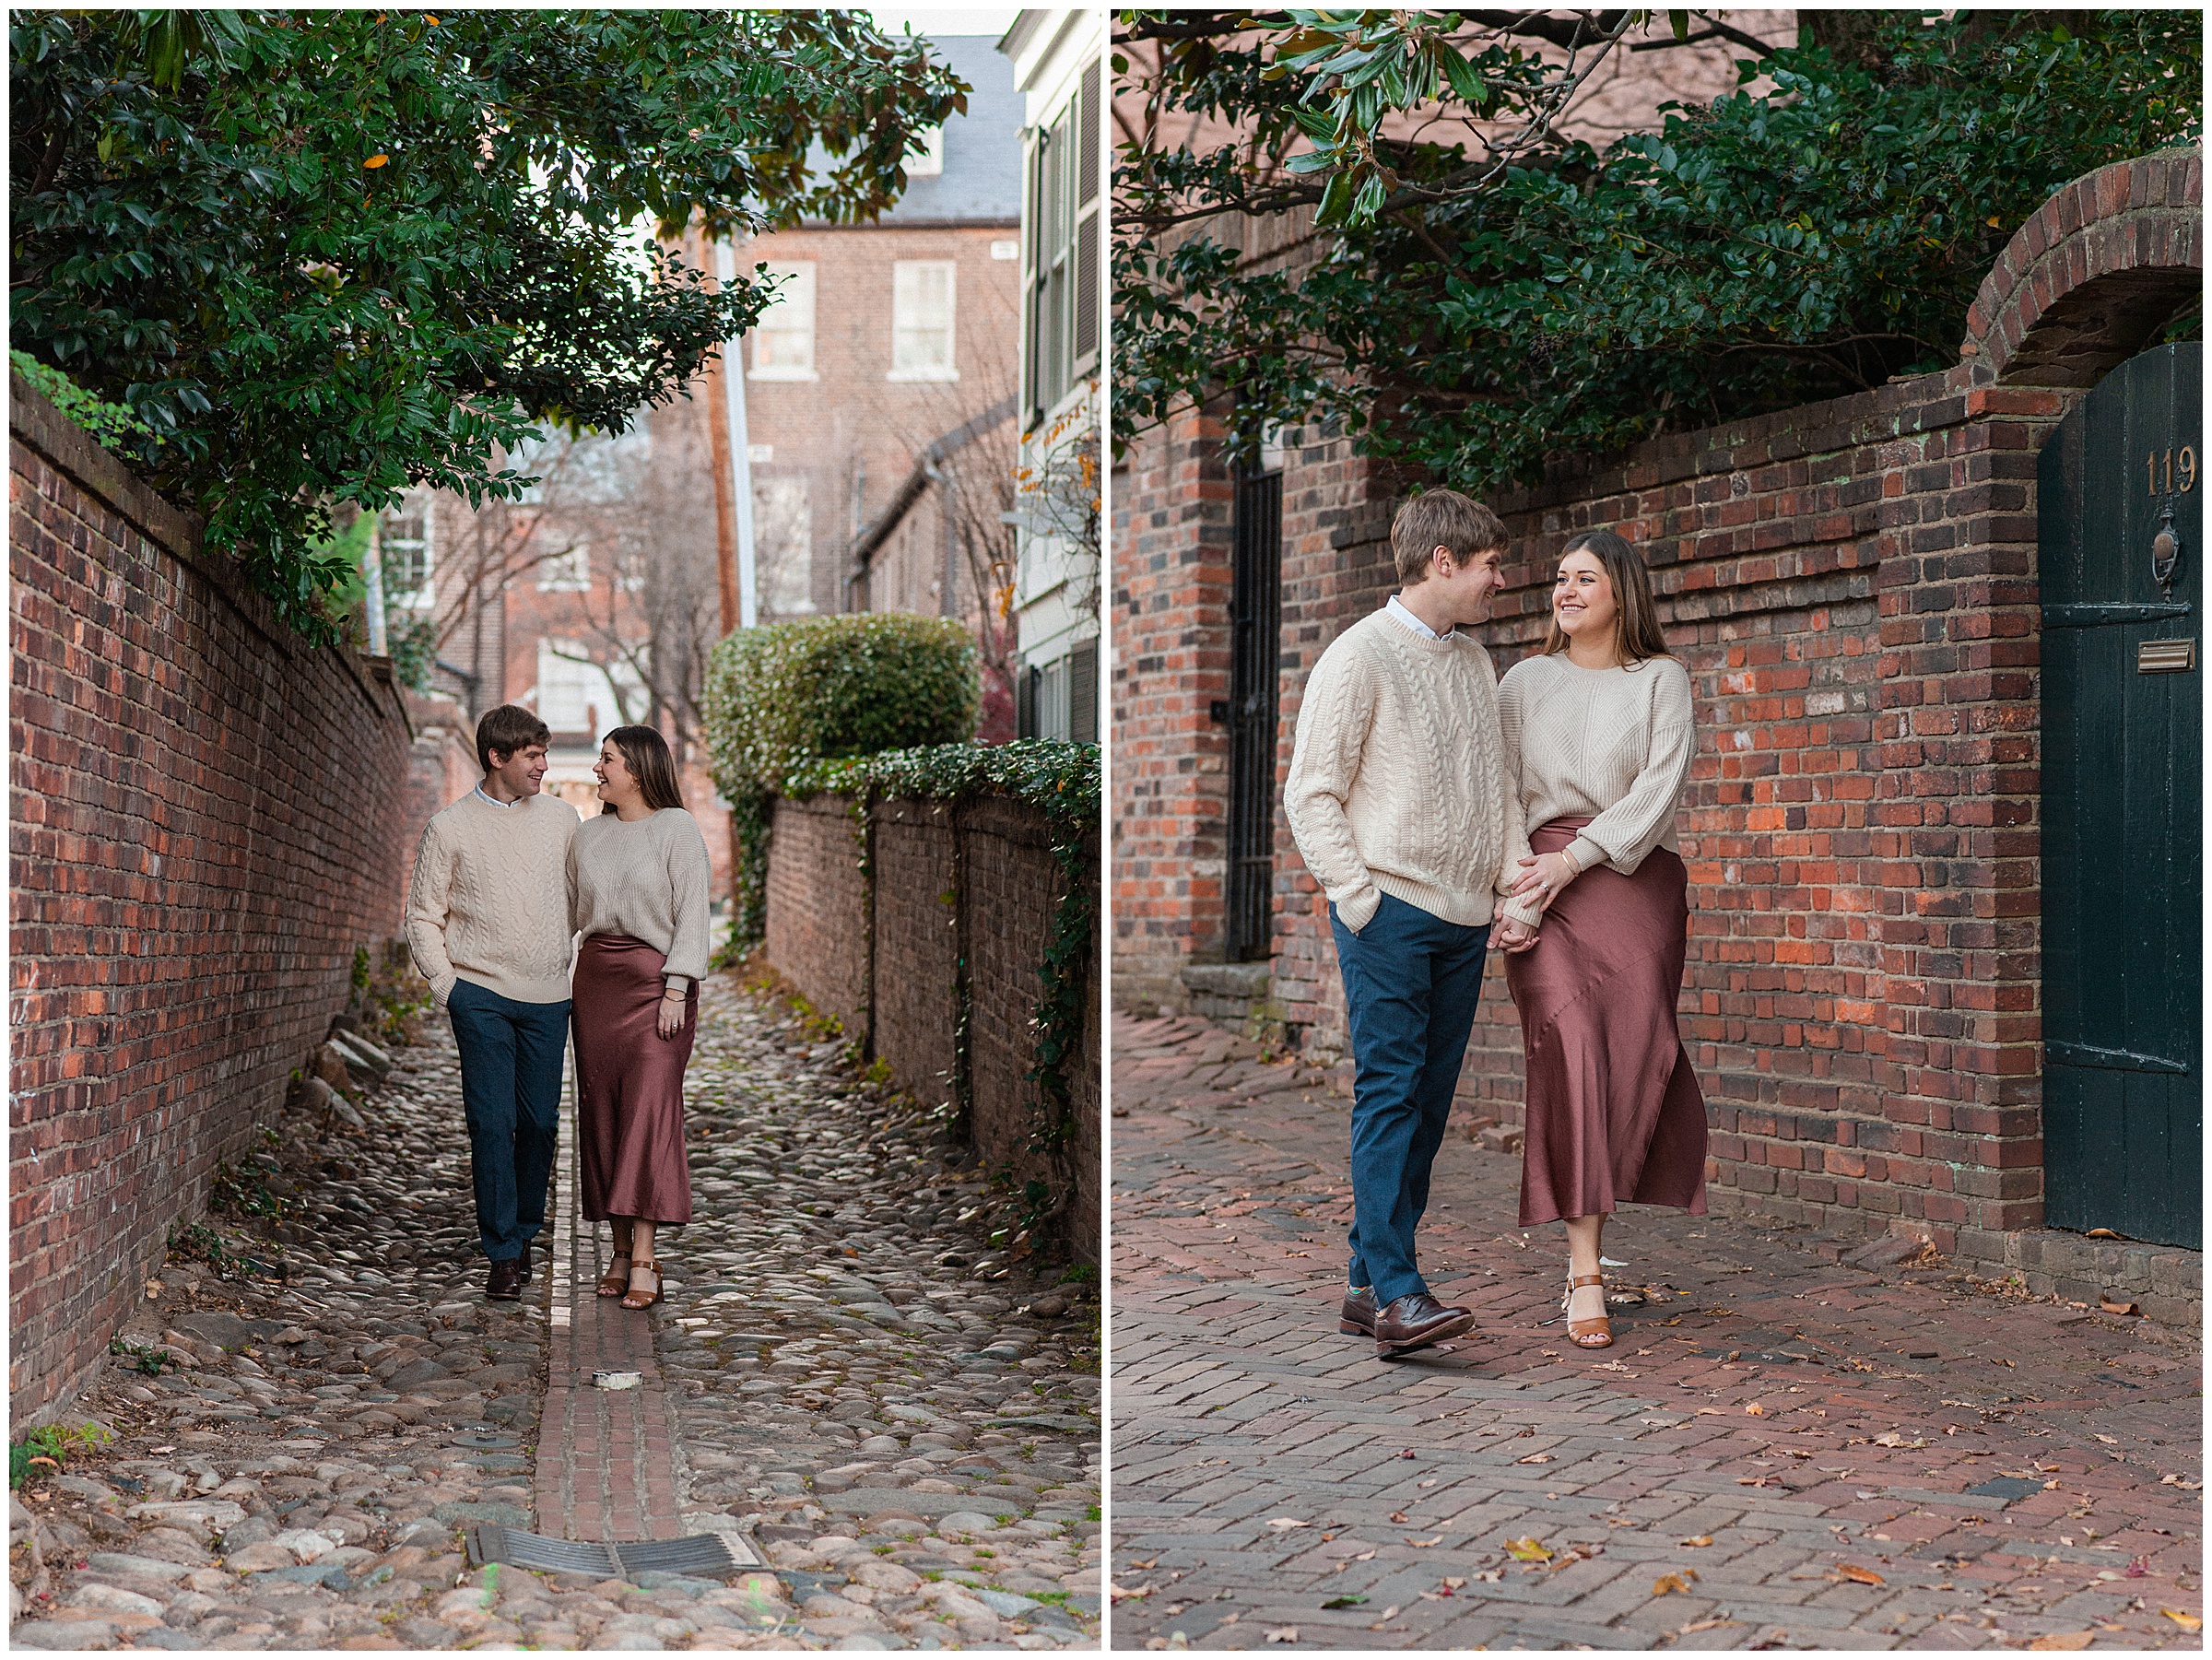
1506, 817, 1708, 1228
572, 933, 695, 1226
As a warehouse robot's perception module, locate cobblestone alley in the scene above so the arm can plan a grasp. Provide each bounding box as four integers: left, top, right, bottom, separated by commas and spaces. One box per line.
9, 974, 1101, 1650
1110, 1014, 2202, 1652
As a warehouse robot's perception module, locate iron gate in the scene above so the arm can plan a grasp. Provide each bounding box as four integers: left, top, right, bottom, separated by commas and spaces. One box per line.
2037, 341, 2201, 1248
1225, 467, 1282, 961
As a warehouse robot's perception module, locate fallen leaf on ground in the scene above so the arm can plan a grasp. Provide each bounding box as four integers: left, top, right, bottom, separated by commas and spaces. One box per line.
1873, 1432, 1926, 1448
2026, 1634, 2095, 1651
1110, 1583, 1154, 1601
1319, 1595, 1367, 1609
1417, 1478, 1438, 1489
2094, 1434, 2119, 1445
1398, 1448, 1416, 1458
2162, 1609, 2203, 1632
1387, 1511, 1409, 1524
1679, 1536, 1713, 1547
1517, 1453, 1554, 1465
1745, 1403, 1766, 1416
1265, 1518, 1310, 1530
1503, 1537, 1552, 1562
1406, 1536, 1442, 1548
1674, 1619, 1740, 1637
1834, 1564, 1885, 1585
1264, 1627, 1299, 1644
1441, 1576, 1467, 1590
1653, 1570, 1700, 1595
1219, 1614, 1240, 1626
2160, 1473, 2204, 1489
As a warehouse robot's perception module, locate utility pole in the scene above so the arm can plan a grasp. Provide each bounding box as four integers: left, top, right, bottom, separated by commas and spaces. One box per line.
693, 221, 744, 639
363, 508, 388, 657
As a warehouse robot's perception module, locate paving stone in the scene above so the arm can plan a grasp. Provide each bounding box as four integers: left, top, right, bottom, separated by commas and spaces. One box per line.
1110, 1009, 2205, 1652
12, 973, 1099, 1649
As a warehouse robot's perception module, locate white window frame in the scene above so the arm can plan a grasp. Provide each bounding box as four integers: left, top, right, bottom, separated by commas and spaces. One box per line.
888, 259, 959, 383
749, 262, 819, 382
379, 497, 435, 611
906, 124, 945, 178
535, 539, 591, 593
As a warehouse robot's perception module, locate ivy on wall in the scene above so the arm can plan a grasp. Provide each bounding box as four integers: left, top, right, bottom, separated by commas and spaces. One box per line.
790, 740, 1100, 1251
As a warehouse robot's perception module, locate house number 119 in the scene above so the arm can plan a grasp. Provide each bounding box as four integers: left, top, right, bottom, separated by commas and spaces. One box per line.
2147, 446, 2196, 495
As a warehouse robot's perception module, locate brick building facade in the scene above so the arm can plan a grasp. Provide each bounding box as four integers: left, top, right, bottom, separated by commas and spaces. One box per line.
1112, 151, 2201, 1279
10, 375, 425, 1421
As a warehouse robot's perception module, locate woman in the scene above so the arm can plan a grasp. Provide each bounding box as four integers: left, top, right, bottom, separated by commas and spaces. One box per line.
569, 724, 713, 1311
1498, 528, 1705, 1349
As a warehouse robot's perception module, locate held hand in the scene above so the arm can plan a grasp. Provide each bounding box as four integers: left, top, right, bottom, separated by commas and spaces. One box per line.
1494, 915, 1540, 954
1512, 850, 1582, 911
657, 990, 686, 1039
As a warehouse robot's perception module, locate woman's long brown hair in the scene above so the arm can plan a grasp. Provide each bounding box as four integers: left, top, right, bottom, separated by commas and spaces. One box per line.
602, 724, 685, 814
1542, 528, 1673, 665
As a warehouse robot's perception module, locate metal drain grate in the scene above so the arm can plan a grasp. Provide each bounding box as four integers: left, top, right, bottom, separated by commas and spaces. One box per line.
468, 1525, 757, 1579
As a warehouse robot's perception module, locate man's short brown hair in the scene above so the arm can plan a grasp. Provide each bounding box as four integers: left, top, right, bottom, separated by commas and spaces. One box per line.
476, 704, 550, 773
1392, 489, 1508, 585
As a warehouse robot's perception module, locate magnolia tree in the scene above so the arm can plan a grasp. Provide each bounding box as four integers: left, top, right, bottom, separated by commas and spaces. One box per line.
1114, 9, 2201, 482
11, 9, 967, 642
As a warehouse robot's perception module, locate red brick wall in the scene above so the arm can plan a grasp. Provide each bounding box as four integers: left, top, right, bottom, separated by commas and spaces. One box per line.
764, 791, 1100, 1261
1112, 152, 2200, 1263
1110, 402, 1235, 1006
10, 374, 418, 1422
765, 795, 872, 1033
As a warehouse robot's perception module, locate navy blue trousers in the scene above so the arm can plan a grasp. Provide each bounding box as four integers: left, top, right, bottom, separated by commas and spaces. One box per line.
447, 979, 570, 1263
1330, 891, 1490, 1306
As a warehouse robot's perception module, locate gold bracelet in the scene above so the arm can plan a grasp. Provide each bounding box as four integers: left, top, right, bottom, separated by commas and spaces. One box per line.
1560, 845, 1583, 877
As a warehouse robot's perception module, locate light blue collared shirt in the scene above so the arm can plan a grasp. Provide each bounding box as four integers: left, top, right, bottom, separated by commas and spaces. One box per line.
1385, 593, 1456, 641
473, 784, 525, 808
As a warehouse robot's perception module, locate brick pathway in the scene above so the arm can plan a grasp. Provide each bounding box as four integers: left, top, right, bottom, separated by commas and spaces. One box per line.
532, 1101, 699, 1549
1110, 1014, 2203, 1651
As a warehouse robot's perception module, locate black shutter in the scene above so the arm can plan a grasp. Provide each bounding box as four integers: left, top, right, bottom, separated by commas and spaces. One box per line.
1069, 639, 1098, 745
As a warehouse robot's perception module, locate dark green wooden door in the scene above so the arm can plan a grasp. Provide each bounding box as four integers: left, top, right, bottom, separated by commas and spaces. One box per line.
2038, 342, 2201, 1249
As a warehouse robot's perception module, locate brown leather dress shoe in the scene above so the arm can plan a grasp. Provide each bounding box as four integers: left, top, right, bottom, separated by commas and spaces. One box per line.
1338, 1287, 1379, 1336
486, 1258, 525, 1301
1373, 1291, 1477, 1357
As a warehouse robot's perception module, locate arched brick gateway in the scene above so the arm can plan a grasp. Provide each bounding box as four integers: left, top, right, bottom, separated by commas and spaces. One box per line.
1112, 150, 2203, 1311
1966, 147, 2201, 387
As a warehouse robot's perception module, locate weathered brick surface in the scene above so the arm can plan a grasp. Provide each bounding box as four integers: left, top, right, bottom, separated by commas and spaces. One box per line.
765, 794, 872, 1033
765, 791, 1100, 1259
1111, 1013, 2202, 1652
10, 373, 417, 1422
1110, 151, 2202, 1261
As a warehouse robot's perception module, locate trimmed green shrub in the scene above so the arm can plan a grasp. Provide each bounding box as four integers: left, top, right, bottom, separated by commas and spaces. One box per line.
703, 615, 982, 948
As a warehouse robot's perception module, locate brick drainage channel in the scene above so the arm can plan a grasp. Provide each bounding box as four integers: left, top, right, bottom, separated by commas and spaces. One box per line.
8, 973, 1100, 1649
1110, 1012, 2202, 1653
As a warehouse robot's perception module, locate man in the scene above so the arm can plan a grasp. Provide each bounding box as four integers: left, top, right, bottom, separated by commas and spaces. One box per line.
1284, 490, 1546, 1357
406, 706, 580, 1301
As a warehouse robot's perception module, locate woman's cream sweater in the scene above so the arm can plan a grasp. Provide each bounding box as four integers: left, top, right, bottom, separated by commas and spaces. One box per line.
1285, 607, 1544, 935
1496, 651, 1696, 876
568, 807, 715, 991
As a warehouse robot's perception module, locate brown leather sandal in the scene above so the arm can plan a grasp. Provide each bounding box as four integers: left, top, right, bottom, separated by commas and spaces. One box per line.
620, 1258, 664, 1311
597, 1254, 632, 1299
1564, 1273, 1613, 1348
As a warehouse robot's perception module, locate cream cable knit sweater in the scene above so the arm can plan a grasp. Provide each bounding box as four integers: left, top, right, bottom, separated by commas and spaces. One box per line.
1286, 606, 1544, 935
406, 792, 581, 1007
569, 808, 714, 992
1496, 651, 1696, 876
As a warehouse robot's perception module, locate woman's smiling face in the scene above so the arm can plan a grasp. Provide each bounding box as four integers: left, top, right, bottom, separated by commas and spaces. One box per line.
1553, 547, 1618, 644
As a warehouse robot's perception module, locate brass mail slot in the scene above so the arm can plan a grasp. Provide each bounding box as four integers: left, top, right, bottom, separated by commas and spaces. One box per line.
2138, 638, 2196, 673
